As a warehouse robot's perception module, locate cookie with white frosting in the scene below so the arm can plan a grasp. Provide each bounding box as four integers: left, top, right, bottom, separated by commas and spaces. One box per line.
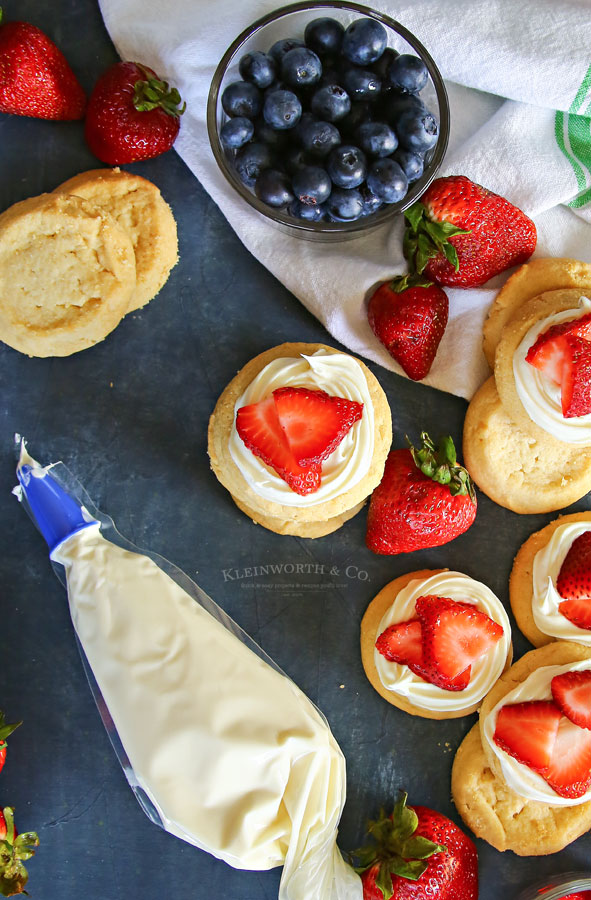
208, 342, 392, 535
360, 569, 512, 720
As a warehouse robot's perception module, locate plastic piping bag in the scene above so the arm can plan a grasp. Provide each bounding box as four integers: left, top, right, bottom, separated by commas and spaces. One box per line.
13, 439, 361, 900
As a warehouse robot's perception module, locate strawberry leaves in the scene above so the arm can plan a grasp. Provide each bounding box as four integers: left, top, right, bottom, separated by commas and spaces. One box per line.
408, 432, 475, 500
403, 201, 470, 276
0, 808, 39, 897
352, 792, 446, 899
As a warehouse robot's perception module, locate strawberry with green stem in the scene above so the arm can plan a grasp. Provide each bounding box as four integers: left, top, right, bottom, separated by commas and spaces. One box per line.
0, 807, 39, 897
0, 715, 20, 777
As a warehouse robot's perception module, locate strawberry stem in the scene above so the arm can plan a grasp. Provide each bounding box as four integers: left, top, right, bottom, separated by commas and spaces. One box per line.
0, 713, 21, 745
133, 65, 186, 117
407, 431, 476, 501
0, 808, 39, 898
403, 202, 470, 275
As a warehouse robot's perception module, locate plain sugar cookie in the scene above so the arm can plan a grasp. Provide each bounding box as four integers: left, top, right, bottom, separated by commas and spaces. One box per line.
463, 377, 591, 513
0, 192, 136, 357
482, 258, 591, 368
231, 494, 366, 537
510, 512, 591, 647
54, 168, 178, 312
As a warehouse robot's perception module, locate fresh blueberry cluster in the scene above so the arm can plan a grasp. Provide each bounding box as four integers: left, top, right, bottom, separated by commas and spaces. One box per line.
219, 16, 439, 224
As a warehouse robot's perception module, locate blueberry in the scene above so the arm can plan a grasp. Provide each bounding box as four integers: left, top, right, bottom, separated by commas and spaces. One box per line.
310, 84, 351, 122
220, 116, 254, 150
382, 91, 425, 124
339, 101, 372, 135
372, 47, 399, 80
396, 107, 438, 152
254, 116, 289, 149
281, 47, 322, 87
366, 158, 408, 202
221, 81, 262, 118
239, 51, 276, 89
235, 142, 273, 186
327, 143, 367, 188
287, 199, 327, 221
284, 145, 311, 174
326, 187, 364, 220
359, 182, 383, 216
297, 118, 341, 158
356, 121, 397, 157
263, 89, 302, 130
264, 80, 288, 98
304, 17, 344, 56
341, 67, 381, 102
387, 54, 429, 94
292, 165, 332, 206
342, 18, 387, 66
255, 169, 294, 207
392, 148, 424, 183
269, 38, 305, 65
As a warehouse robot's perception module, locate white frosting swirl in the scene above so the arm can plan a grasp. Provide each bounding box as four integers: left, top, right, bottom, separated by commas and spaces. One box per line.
513, 296, 591, 444
373, 572, 511, 712
532, 521, 591, 644
482, 659, 591, 805
229, 351, 374, 507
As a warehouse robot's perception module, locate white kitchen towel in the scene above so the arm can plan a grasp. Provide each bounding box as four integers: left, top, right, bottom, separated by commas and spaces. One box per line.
99, 0, 591, 400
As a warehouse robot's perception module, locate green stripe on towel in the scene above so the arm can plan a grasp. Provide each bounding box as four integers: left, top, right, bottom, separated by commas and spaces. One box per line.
555, 62, 591, 207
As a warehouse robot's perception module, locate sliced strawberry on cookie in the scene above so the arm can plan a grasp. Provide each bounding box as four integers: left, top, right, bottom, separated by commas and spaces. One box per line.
551, 669, 591, 730
556, 531, 591, 630
493, 700, 561, 770
375, 619, 433, 683
273, 386, 363, 466
526, 312, 591, 384
560, 334, 591, 417
236, 395, 321, 495
415, 595, 503, 691
543, 715, 591, 799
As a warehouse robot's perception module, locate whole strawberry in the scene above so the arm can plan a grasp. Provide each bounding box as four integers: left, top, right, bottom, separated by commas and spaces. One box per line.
368, 276, 448, 381
0, 807, 39, 897
0, 714, 20, 776
0, 8, 85, 119
403, 175, 536, 287
85, 61, 185, 164
353, 791, 478, 900
366, 432, 476, 555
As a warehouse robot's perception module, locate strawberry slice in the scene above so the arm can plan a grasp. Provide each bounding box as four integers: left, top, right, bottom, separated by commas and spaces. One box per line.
415, 595, 504, 690
525, 312, 591, 385
543, 715, 591, 799
557, 531, 591, 630
493, 701, 561, 770
560, 334, 591, 417
375, 618, 470, 690
273, 386, 363, 466
551, 670, 591, 730
236, 395, 321, 495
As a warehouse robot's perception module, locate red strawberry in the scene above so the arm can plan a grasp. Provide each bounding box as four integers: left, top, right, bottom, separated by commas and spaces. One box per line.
366, 432, 476, 555
85, 61, 184, 164
375, 617, 471, 691
556, 531, 591, 630
560, 334, 591, 417
543, 715, 591, 799
273, 386, 363, 465
236, 394, 321, 495
0, 10, 85, 119
415, 595, 503, 691
354, 791, 478, 900
403, 175, 536, 287
493, 701, 561, 770
552, 670, 591, 730
525, 312, 591, 384
0, 807, 39, 897
367, 278, 448, 381
0, 714, 21, 776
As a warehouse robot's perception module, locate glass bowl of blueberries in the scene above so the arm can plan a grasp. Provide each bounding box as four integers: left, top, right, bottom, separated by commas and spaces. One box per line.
516, 873, 591, 900
207, 0, 449, 241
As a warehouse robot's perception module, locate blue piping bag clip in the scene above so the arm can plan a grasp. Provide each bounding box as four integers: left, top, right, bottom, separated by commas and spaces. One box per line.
17, 460, 96, 554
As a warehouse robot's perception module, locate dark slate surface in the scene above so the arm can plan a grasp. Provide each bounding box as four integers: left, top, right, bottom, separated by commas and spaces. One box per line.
1, 2, 590, 898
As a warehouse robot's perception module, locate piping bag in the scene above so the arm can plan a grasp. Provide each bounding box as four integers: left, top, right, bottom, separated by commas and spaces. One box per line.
13, 439, 362, 900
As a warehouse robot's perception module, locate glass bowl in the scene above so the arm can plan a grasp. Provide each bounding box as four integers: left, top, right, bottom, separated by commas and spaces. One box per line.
517, 872, 591, 900
207, 0, 449, 242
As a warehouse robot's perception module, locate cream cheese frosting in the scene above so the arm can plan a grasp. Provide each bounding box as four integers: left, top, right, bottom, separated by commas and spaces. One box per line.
229, 350, 374, 507
482, 659, 591, 806
513, 296, 591, 444
532, 520, 591, 644
373, 571, 511, 713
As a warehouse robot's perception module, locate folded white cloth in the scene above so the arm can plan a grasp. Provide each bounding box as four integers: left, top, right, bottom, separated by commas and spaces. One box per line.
99, 0, 591, 399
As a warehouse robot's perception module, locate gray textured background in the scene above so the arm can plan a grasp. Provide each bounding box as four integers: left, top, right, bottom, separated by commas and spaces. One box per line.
1, 2, 590, 897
